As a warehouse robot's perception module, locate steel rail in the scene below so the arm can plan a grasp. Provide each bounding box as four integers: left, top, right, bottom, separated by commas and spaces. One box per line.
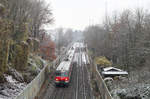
82, 53, 87, 99
75, 53, 79, 99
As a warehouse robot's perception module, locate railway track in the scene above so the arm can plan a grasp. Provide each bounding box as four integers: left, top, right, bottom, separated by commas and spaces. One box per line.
41, 49, 94, 99
81, 53, 87, 99
75, 54, 79, 99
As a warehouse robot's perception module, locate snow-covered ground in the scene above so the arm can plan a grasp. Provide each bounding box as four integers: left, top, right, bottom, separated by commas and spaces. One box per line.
111, 84, 150, 99
104, 65, 150, 99
0, 75, 26, 99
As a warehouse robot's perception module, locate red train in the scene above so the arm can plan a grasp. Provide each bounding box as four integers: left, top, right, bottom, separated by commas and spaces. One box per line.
55, 60, 72, 86
54, 45, 76, 87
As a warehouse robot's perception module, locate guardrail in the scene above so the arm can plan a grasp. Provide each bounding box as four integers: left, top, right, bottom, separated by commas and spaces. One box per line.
91, 59, 113, 99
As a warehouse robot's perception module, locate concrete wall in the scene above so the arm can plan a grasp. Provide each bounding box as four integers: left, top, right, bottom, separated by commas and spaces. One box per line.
15, 65, 48, 99
92, 61, 113, 99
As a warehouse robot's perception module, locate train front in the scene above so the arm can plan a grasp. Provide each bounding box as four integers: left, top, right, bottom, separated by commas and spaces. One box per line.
55, 70, 70, 86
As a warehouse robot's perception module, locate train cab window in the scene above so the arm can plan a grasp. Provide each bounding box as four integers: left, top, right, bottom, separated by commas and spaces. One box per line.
61, 72, 68, 77
55, 71, 68, 77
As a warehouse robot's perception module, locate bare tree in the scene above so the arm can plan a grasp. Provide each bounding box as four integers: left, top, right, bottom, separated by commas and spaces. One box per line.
83, 8, 150, 72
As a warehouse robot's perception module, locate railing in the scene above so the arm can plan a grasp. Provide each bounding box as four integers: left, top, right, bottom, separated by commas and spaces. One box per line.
91, 58, 113, 99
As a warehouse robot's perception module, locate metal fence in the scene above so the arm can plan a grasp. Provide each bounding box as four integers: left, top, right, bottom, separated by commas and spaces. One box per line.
91, 59, 113, 99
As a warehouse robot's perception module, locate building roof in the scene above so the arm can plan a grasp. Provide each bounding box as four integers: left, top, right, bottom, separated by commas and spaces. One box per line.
102, 71, 128, 75
103, 67, 123, 72
102, 67, 128, 75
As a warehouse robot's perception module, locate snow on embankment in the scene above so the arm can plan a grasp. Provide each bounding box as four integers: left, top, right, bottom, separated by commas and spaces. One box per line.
0, 54, 47, 99
105, 67, 150, 99
22, 54, 47, 83
0, 75, 26, 99
111, 84, 150, 99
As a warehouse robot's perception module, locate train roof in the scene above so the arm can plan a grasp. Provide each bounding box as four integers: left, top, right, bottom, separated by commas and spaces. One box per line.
67, 46, 75, 56
56, 60, 71, 71
68, 53, 74, 61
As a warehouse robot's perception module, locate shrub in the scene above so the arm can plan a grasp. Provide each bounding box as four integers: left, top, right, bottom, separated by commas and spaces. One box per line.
95, 56, 112, 67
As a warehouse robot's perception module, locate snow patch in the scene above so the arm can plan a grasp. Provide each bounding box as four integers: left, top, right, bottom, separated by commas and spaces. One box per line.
0, 74, 26, 99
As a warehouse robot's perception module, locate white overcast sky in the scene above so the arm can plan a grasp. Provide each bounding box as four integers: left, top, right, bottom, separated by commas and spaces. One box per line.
46, 0, 150, 30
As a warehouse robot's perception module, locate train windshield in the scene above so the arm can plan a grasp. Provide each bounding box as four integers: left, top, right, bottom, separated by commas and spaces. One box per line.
56, 71, 68, 77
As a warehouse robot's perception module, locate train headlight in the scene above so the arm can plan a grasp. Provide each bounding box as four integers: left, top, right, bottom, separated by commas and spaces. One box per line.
65, 78, 68, 81
56, 78, 59, 81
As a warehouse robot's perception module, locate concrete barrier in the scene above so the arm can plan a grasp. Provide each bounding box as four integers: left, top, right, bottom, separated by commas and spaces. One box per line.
91, 60, 113, 99
95, 65, 112, 99
15, 65, 48, 99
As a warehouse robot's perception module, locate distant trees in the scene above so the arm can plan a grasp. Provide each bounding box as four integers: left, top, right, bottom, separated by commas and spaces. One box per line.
54, 28, 75, 55
64, 29, 74, 44
84, 8, 150, 71
55, 28, 65, 55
